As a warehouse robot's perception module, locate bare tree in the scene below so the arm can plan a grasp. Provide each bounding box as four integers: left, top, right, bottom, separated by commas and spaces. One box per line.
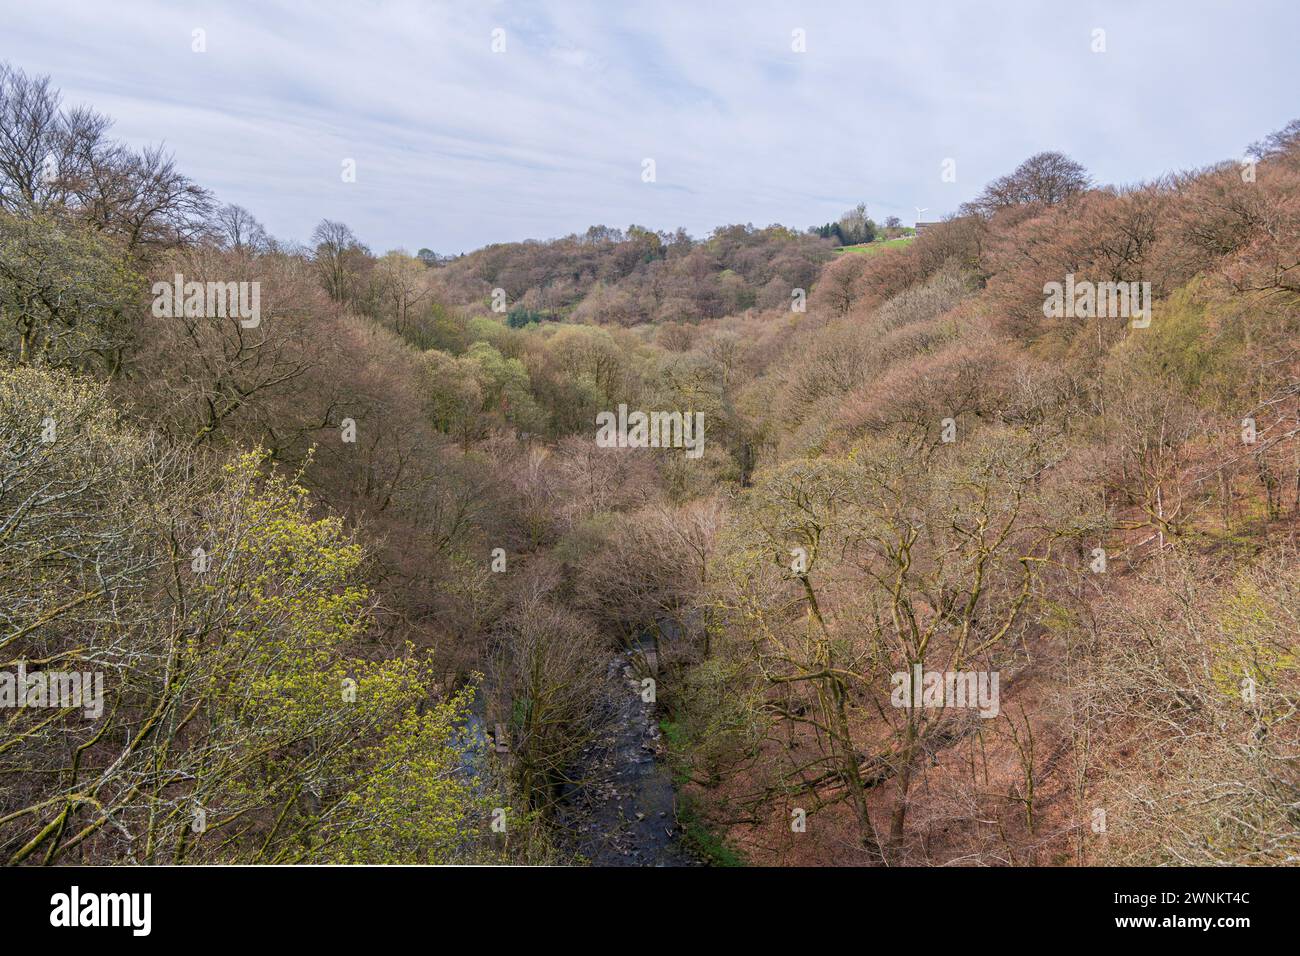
0, 63, 211, 249
967, 151, 1092, 216
0, 64, 107, 213
311, 219, 370, 306
213, 203, 269, 254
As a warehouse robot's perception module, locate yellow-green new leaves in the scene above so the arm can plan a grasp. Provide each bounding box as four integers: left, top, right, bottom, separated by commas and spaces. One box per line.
0, 211, 142, 367
322, 684, 491, 864
0, 371, 491, 864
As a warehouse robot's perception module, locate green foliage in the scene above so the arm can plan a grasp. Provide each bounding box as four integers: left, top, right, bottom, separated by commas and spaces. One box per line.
660, 656, 765, 787
323, 685, 493, 864
423, 347, 485, 441
506, 306, 550, 329
0, 211, 142, 367
1115, 282, 1217, 393
832, 236, 915, 256
1211, 569, 1300, 713
174, 449, 496, 863
464, 341, 546, 432
530, 324, 630, 434
674, 793, 747, 867
0, 366, 494, 865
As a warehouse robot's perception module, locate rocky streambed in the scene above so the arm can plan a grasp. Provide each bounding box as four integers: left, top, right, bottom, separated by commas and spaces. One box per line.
556, 645, 696, 866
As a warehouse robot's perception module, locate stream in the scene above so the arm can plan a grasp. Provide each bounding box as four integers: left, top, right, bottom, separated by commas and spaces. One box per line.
457, 633, 696, 865
555, 640, 696, 866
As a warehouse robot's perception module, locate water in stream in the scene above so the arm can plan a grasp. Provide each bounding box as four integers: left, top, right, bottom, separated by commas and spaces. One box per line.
556, 645, 696, 866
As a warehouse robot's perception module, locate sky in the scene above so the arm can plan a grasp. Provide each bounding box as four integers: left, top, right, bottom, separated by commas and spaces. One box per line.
3, 0, 1298, 254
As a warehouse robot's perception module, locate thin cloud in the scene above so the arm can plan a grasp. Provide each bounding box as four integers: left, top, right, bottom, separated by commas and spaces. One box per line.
3, 0, 1297, 252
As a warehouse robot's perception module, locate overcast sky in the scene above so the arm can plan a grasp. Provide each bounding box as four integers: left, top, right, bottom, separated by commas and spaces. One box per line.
3, 0, 1297, 254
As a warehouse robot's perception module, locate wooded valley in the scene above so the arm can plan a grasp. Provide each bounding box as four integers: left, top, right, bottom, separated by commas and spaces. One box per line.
2, 59, 1297, 867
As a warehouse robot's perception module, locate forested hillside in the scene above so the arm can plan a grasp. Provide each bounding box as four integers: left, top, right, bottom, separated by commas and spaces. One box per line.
429, 222, 836, 327
1, 60, 1296, 866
